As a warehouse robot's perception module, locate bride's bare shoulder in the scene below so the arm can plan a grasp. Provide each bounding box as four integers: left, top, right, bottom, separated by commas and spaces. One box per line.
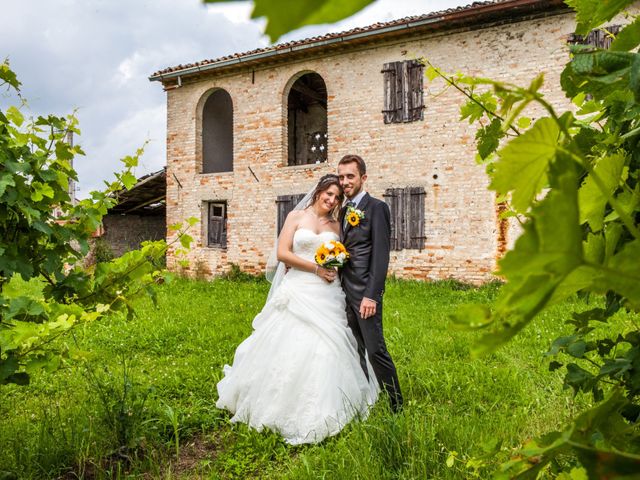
287, 210, 305, 221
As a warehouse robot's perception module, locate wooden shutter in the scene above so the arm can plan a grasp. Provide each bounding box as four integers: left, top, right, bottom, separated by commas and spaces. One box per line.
276, 193, 306, 235
383, 60, 424, 124
208, 202, 227, 247
397, 61, 409, 123
385, 187, 425, 250
384, 188, 403, 250
408, 60, 425, 122
567, 24, 622, 49
276, 195, 293, 235
408, 187, 426, 250
382, 63, 400, 124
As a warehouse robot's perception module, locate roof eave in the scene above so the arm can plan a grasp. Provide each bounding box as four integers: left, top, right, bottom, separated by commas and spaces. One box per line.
149, 0, 569, 83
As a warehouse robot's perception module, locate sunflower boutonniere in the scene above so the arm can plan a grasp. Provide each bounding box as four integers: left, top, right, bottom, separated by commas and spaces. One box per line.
346, 206, 365, 227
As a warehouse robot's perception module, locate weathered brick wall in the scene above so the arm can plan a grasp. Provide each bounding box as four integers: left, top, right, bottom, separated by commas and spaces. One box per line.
164, 11, 578, 283
102, 214, 165, 257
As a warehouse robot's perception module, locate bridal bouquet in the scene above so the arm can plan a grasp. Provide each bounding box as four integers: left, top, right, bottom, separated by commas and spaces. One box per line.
315, 240, 349, 268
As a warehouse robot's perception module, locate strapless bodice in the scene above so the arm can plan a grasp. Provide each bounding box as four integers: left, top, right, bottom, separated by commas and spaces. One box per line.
293, 228, 339, 262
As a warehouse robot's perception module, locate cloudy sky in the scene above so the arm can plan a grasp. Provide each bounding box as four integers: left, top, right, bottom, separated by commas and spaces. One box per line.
2, 0, 471, 196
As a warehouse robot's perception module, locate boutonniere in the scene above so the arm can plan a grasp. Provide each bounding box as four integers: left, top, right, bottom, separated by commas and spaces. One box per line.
346, 206, 365, 227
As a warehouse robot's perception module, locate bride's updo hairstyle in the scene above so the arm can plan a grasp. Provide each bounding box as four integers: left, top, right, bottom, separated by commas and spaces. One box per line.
309, 174, 344, 219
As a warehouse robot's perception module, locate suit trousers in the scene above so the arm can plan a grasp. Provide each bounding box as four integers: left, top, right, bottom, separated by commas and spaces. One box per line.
345, 301, 403, 412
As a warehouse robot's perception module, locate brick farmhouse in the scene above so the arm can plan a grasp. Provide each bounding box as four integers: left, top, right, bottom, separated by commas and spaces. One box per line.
149, 0, 613, 283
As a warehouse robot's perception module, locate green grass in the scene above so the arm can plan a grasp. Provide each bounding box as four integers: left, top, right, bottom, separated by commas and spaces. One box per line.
0, 277, 593, 479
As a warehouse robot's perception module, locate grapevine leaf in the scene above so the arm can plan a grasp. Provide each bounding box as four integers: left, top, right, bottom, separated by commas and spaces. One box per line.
599, 358, 632, 377
204, 0, 374, 43
179, 233, 194, 249
604, 223, 623, 261
6, 106, 24, 127
469, 157, 583, 355
610, 17, 640, 51
55, 141, 73, 161
460, 91, 497, 123
564, 363, 596, 394
603, 185, 640, 223
30, 182, 55, 202
490, 117, 560, 213
565, 0, 635, 36
449, 303, 492, 329
121, 154, 139, 168
567, 339, 587, 358
548, 335, 578, 356
0, 60, 21, 89
2, 275, 46, 301
0, 173, 16, 196
562, 50, 635, 100
578, 152, 626, 231
476, 118, 503, 160
257, 0, 375, 43
425, 65, 440, 81
630, 53, 640, 102
0, 354, 20, 383
120, 171, 137, 190
583, 233, 605, 264
593, 239, 640, 309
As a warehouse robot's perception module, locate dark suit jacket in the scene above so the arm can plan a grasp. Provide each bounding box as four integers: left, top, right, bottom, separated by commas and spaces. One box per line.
340, 193, 391, 305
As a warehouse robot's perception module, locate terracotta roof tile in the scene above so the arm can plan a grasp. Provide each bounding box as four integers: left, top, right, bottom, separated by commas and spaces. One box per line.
150, 0, 565, 80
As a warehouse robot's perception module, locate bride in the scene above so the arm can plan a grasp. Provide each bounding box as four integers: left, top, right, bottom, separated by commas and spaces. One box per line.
216, 174, 379, 445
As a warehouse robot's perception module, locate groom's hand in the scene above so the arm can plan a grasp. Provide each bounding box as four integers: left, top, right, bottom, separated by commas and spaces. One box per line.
360, 298, 377, 319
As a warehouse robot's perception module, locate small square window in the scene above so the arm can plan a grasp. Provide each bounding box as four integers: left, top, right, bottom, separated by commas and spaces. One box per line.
207, 201, 227, 248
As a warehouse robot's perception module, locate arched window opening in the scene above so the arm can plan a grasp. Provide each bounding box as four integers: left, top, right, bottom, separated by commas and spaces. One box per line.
202, 89, 233, 173
287, 73, 327, 166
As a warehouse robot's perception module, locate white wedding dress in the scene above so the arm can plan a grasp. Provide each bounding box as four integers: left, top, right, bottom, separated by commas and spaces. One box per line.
216, 228, 379, 445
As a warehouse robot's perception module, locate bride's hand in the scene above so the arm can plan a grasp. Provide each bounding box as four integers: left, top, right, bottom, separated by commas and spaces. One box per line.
315, 266, 337, 282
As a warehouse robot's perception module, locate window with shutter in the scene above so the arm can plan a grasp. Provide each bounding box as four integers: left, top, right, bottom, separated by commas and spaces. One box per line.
384, 186, 425, 250
567, 25, 622, 49
207, 201, 227, 248
382, 60, 424, 124
276, 193, 306, 235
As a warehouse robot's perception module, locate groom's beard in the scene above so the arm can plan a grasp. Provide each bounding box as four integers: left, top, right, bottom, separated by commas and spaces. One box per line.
345, 185, 362, 200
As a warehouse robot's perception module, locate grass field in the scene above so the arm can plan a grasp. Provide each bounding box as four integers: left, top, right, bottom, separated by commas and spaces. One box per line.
0, 277, 592, 479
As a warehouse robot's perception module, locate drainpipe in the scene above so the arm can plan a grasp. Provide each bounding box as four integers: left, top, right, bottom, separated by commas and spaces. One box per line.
163, 75, 182, 92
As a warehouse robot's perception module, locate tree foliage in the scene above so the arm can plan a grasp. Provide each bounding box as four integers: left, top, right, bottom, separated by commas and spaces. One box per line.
420, 2, 640, 477
0, 60, 193, 386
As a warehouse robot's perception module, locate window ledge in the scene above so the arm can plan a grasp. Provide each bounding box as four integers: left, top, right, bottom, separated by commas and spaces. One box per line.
281, 161, 328, 170
199, 171, 234, 176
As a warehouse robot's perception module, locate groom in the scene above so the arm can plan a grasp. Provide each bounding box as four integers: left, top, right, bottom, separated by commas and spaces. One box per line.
338, 154, 403, 413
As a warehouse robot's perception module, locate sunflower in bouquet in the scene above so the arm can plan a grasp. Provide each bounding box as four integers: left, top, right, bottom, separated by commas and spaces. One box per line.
315, 240, 349, 268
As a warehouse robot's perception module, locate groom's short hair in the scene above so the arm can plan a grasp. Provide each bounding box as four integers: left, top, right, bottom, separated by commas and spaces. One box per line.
338, 154, 366, 176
